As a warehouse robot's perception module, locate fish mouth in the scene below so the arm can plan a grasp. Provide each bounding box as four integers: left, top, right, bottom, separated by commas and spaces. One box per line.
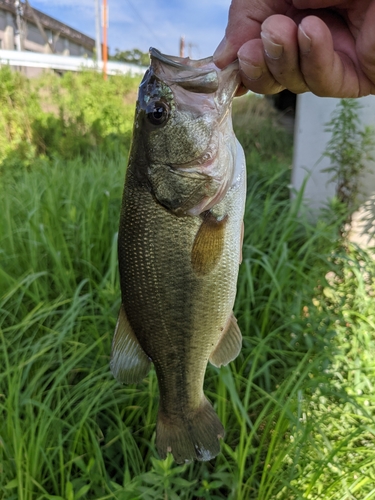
150, 47, 219, 94
149, 47, 213, 69
149, 47, 240, 97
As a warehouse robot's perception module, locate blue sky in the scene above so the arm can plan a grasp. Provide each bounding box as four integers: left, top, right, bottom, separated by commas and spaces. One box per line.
31, 0, 231, 59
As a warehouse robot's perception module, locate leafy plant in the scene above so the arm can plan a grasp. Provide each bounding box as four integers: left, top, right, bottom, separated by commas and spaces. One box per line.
0, 67, 140, 170
111, 48, 150, 66
0, 65, 40, 167
322, 98, 375, 237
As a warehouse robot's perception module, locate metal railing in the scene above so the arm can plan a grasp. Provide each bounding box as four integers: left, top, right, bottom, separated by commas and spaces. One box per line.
0, 49, 146, 76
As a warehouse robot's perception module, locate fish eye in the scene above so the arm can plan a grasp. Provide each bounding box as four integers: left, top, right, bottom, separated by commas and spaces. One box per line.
146, 101, 169, 126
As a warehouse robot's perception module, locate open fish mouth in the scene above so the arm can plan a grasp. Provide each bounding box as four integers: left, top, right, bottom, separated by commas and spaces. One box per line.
149, 47, 214, 70
149, 47, 240, 98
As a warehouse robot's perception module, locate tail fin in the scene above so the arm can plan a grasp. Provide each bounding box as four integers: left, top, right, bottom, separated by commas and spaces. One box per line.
156, 397, 224, 463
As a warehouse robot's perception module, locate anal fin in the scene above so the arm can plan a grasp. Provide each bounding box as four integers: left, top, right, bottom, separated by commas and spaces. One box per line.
209, 313, 242, 367
110, 304, 151, 384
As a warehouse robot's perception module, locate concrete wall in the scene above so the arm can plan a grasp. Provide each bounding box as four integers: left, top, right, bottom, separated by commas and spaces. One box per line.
292, 93, 375, 246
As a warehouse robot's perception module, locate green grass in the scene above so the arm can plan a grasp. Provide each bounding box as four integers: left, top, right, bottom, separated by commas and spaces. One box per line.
1, 93, 375, 499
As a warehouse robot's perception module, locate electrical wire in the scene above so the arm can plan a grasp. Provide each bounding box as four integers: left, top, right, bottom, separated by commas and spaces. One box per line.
126, 0, 168, 53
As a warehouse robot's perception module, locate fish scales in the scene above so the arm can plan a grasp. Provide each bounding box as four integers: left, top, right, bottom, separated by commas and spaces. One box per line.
111, 48, 246, 463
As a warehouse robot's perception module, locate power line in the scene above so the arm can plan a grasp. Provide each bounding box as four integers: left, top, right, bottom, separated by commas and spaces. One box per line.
126, 0, 168, 53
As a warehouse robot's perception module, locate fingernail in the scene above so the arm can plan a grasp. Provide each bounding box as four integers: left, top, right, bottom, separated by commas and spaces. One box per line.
261, 32, 283, 59
298, 24, 311, 54
238, 58, 263, 81
213, 36, 228, 63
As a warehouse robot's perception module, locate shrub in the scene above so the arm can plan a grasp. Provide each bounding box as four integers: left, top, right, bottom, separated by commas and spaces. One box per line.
0, 67, 140, 169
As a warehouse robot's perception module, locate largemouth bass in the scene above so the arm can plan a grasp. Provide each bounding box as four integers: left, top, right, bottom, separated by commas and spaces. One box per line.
111, 48, 246, 463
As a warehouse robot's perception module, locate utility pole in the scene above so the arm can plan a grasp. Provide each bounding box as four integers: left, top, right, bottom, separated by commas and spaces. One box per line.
95, 0, 102, 62
14, 0, 24, 51
102, 0, 108, 79
179, 35, 185, 58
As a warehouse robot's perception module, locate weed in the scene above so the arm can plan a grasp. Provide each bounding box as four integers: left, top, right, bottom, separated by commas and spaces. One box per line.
0, 67, 140, 170
1, 87, 375, 499
322, 98, 375, 238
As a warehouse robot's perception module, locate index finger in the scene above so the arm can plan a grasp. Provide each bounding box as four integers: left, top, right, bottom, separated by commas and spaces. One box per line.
213, 0, 292, 68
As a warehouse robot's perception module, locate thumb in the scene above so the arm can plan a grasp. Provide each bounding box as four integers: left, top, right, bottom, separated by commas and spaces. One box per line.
214, 0, 262, 68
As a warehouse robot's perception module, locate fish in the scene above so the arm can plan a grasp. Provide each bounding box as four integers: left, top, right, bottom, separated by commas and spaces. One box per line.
110, 47, 246, 464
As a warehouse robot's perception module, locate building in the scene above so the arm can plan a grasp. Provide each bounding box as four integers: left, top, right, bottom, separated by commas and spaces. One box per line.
0, 0, 94, 58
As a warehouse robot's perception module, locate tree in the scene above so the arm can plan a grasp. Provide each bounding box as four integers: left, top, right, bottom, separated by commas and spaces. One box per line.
111, 48, 149, 66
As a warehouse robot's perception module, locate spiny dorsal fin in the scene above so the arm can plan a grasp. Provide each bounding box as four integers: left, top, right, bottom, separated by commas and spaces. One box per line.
191, 211, 228, 276
209, 313, 242, 367
110, 305, 151, 384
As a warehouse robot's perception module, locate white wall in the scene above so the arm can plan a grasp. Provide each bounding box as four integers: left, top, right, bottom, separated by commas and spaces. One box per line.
292, 93, 375, 246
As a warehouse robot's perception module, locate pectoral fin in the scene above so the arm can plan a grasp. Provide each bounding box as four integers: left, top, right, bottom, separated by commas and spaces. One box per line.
191, 211, 228, 276
209, 313, 242, 367
110, 305, 151, 384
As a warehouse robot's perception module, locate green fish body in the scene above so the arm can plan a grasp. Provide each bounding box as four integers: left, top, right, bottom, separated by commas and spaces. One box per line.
111, 49, 246, 463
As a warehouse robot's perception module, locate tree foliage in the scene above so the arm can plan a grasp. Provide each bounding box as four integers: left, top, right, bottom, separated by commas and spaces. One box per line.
111, 47, 150, 66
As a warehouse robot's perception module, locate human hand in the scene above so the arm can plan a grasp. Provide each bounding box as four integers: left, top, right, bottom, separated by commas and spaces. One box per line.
213, 0, 375, 97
